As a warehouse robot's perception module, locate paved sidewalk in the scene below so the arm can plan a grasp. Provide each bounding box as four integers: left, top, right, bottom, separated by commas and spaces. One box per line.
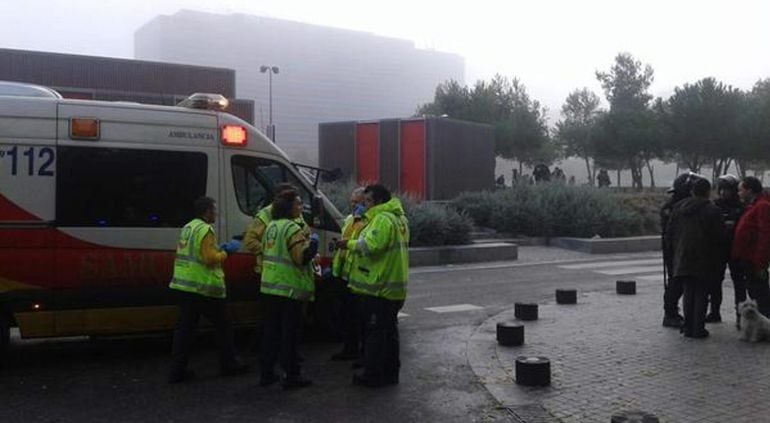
469, 277, 770, 423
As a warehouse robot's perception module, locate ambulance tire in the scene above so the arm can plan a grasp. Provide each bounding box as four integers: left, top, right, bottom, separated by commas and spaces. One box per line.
0, 314, 10, 368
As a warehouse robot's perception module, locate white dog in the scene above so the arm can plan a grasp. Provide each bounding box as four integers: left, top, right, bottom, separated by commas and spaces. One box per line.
738, 300, 770, 342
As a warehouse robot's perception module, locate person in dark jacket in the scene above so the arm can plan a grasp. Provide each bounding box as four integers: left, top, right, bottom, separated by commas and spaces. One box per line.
660, 172, 701, 328
664, 178, 726, 338
710, 174, 745, 325
732, 176, 770, 319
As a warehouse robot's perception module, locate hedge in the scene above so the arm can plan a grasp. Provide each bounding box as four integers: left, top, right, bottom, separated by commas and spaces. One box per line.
451, 184, 655, 238
319, 180, 473, 246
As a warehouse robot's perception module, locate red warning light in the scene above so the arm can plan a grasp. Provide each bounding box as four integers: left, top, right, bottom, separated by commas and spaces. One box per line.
221, 125, 247, 146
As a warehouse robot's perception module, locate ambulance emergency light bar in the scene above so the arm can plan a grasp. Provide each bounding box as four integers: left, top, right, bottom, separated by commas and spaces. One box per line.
177, 93, 229, 111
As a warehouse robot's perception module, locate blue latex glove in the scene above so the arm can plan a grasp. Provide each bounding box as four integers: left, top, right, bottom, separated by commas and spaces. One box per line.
353, 204, 366, 218
220, 239, 241, 254
309, 233, 320, 244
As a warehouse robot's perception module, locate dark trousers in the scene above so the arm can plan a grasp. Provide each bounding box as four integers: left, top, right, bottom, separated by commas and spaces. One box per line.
663, 273, 684, 316
706, 279, 722, 315
680, 277, 707, 336
260, 294, 304, 378
361, 296, 402, 382
170, 290, 238, 375
726, 261, 748, 314
340, 285, 364, 355
743, 264, 770, 318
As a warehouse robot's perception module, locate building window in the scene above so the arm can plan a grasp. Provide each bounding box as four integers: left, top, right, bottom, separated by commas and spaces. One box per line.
57, 147, 207, 227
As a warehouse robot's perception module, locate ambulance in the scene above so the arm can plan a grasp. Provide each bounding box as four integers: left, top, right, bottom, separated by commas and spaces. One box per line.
0, 81, 343, 361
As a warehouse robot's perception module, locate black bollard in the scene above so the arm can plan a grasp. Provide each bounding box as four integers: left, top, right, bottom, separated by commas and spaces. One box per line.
555, 289, 577, 304
496, 322, 524, 346
515, 356, 550, 386
616, 280, 637, 295
610, 410, 660, 423
514, 303, 538, 321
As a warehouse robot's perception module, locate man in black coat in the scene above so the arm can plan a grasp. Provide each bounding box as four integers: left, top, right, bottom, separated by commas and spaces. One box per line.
664, 178, 726, 338
660, 172, 698, 328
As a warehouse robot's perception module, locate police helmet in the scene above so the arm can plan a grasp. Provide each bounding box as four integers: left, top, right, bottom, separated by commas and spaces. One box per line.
667, 171, 707, 195
716, 173, 739, 191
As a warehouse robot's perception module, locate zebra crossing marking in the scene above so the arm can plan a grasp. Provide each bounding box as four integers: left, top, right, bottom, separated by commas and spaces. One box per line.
425, 304, 484, 313
559, 258, 661, 270
595, 265, 663, 275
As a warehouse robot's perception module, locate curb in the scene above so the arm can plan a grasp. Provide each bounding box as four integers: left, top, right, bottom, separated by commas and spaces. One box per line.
550, 236, 660, 254
410, 242, 518, 267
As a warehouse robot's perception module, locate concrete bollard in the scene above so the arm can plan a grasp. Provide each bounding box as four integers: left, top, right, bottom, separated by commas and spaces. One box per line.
610, 410, 659, 423
496, 322, 524, 346
514, 303, 538, 321
616, 280, 637, 295
555, 289, 577, 304
515, 356, 550, 386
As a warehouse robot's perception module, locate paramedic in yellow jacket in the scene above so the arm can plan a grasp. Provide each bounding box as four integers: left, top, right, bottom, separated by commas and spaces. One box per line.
336, 184, 409, 388
329, 187, 367, 361
168, 196, 249, 383
259, 188, 319, 390
244, 183, 310, 276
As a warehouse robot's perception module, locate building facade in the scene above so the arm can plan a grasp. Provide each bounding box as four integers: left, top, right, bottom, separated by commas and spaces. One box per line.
134, 10, 465, 164
0, 48, 254, 123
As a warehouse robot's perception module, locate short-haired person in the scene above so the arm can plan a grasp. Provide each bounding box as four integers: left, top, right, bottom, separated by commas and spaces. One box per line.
168, 196, 248, 383
664, 178, 726, 338
243, 183, 305, 276
732, 176, 770, 318
330, 187, 367, 361
337, 184, 409, 387
259, 189, 319, 389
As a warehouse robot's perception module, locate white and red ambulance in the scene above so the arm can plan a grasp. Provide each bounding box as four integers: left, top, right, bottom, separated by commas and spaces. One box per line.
0, 81, 342, 360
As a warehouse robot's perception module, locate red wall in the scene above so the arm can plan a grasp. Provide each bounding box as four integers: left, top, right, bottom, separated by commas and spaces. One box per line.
400, 120, 426, 200
355, 123, 380, 185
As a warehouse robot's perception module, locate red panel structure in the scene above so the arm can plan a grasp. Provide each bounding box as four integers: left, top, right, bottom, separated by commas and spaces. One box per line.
400, 120, 426, 200
356, 122, 380, 185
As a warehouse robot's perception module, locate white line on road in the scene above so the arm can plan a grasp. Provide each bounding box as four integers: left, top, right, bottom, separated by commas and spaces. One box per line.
397, 312, 410, 318
595, 265, 664, 275
425, 304, 484, 313
411, 254, 662, 275
637, 275, 664, 281
559, 258, 661, 270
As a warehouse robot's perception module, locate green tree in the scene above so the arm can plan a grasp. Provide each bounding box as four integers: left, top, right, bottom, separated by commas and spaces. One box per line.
736, 79, 770, 177
596, 53, 658, 188
556, 88, 603, 185
658, 78, 743, 180
419, 75, 552, 172
417, 79, 469, 118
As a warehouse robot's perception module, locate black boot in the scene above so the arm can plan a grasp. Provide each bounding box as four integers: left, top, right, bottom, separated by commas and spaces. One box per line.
662, 313, 684, 328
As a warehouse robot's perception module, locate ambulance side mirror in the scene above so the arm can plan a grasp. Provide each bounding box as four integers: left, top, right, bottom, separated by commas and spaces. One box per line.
311, 194, 323, 218
311, 195, 323, 227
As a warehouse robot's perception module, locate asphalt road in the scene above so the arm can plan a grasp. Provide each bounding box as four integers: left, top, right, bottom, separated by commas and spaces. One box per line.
1, 247, 662, 423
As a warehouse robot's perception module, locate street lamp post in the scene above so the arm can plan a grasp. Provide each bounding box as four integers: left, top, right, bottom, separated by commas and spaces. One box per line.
259, 65, 279, 142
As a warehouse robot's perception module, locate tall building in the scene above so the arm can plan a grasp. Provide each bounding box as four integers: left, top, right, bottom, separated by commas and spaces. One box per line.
135, 10, 465, 164
0, 48, 254, 123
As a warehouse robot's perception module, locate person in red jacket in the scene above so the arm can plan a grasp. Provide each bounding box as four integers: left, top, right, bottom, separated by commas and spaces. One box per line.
732, 176, 770, 318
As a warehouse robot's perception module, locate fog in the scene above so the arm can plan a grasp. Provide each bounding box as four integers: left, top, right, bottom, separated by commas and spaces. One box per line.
2, 0, 769, 120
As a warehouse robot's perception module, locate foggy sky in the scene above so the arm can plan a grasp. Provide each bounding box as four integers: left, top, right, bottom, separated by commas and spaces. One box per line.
2, 0, 769, 122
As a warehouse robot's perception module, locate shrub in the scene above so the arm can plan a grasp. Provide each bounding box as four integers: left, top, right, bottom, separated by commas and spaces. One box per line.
452, 184, 649, 238
319, 180, 473, 246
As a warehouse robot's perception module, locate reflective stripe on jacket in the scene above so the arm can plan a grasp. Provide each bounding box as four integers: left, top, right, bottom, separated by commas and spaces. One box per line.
348, 198, 409, 300
169, 218, 226, 299
332, 214, 367, 280
260, 219, 315, 301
